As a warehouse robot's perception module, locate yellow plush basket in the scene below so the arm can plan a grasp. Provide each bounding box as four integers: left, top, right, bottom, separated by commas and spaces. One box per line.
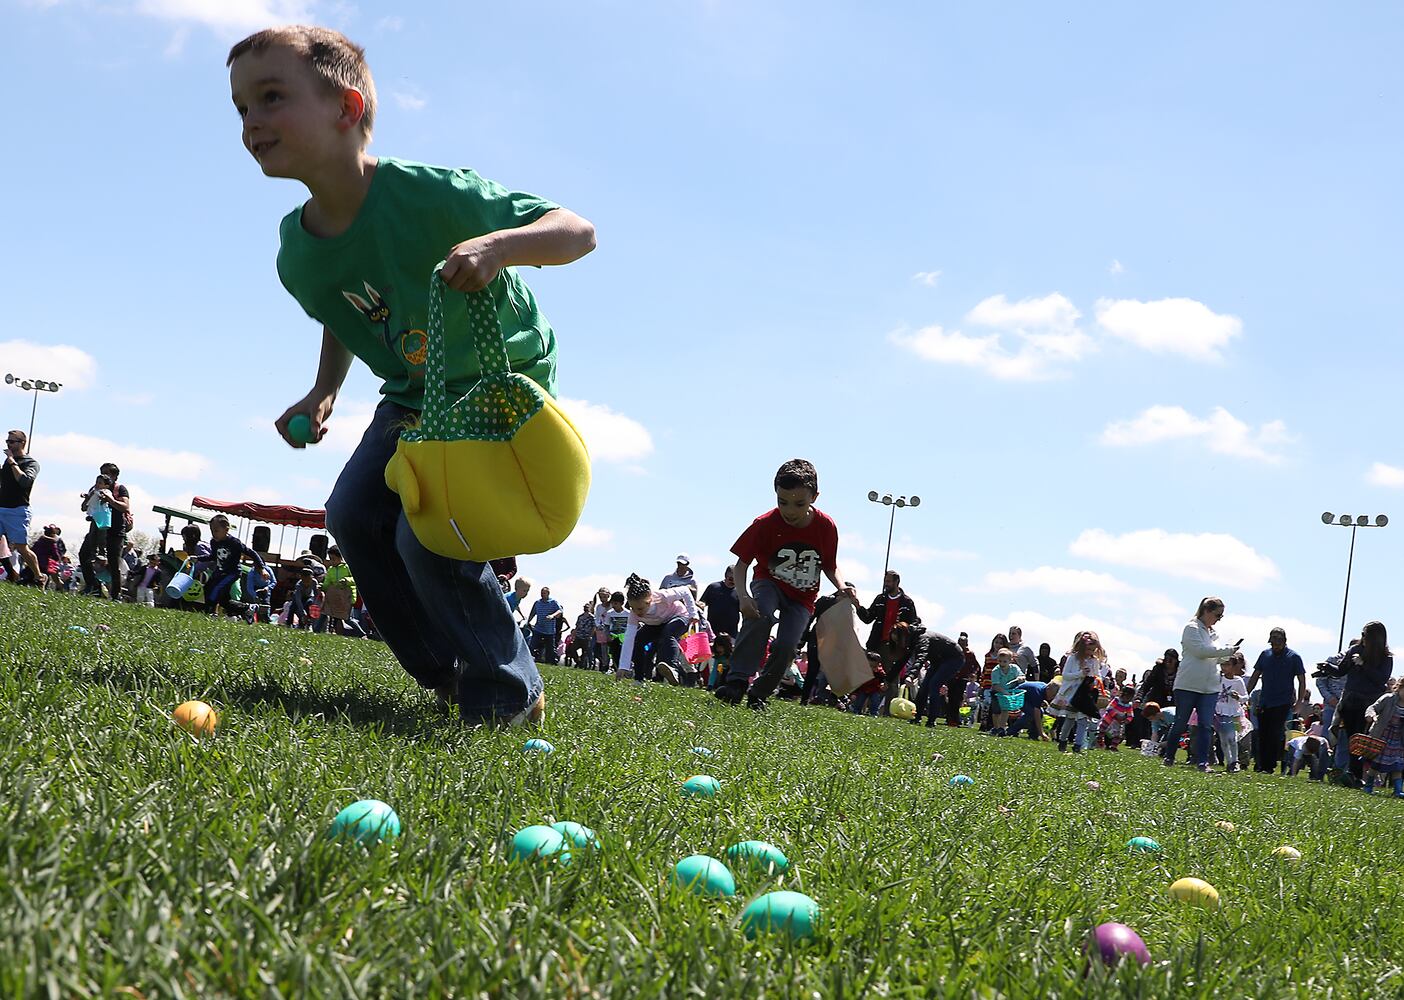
384, 266, 590, 562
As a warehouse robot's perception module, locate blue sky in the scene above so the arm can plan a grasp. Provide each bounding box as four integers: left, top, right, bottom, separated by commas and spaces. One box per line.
4, 1, 1403, 672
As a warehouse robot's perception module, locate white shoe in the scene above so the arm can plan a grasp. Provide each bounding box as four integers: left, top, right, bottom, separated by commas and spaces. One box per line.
657, 662, 680, 685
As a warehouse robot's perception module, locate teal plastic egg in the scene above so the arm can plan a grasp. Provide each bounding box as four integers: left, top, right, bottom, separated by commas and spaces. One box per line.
509, 825, 571, 864
1128, 836, 1162, 854
726, 840, 790, 874
523, 738, 555, 755
550, 821, 600, 850
327, 799, 401, 847
741, 890, 820, 940
288, 413, 316, 444
690, 746, 715, 758
672, 855, 736, 897
681, 775, 720, 799
950, 774, 975, 787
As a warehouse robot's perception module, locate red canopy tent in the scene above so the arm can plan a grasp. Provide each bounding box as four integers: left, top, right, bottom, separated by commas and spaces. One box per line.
191, 497, 325, 529
191, 497, 327, 563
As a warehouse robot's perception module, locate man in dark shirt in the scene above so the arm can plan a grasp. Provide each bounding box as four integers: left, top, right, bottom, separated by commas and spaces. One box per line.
907, 629, 965, 727
1, 429, 43, 586
700, 566, 741, 639
1245, 627, 1307, 774
855, 571, 920, 651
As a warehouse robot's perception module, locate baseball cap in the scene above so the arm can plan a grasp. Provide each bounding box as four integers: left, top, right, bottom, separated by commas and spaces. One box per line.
676, 553, 690, 565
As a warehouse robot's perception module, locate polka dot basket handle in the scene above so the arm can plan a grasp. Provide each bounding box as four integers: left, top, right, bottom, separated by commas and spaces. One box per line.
410, 265, 541, 443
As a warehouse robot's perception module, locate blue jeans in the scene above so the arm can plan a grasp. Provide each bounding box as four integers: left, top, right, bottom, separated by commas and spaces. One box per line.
1213, 714, 1240, 768
915, 650, 964, 724
724, 579, 812, 703
851, 690, 884, 716
632, 618, 688, 682
1162, 689, 1218, 766
325, 400, 542, 722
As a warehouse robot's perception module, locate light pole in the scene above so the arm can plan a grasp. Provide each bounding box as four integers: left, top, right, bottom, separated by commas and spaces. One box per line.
866, 490, 921, 587
3, 374, 63, 447
1321, 511, 1389, 652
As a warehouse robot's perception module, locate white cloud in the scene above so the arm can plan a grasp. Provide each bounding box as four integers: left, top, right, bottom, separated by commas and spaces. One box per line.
1218, 613, 1334, 659
391, 90, 426, 111
907, 592, 945, 626
976, 566, 1133, 598
1366, 462, 1404, 488
1094, 297, 1242, 362
912, 270, 942, 287
967, 292, 1080, 334
1069, 528, 1279, 590
1, 340, 98, 391
564, 523, 613, 548
39, 432, 212, 480
559, 398, 653, 464
134, 0, 313, 31
970, 565, 1184, 618
891, 292, 1092, 381
374, 15, 403, 31
311, 399, 378, 455
1109, 259, 1125, 275
954, 610, 1162, 674
1100, 405, 1293, 463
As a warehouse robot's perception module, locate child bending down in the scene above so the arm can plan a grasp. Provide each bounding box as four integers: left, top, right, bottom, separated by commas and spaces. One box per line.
850, 653, 887, 716
618, 574, 698, 684
1099, 684, 1137, 750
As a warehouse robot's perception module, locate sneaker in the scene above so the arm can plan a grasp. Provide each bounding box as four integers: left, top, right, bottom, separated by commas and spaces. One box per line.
1162, 756, 1176, 767
746, 697, 767, 712
1071, 746, 1083, 754
502, 690, 547, 728
1226, 763, 1241, 774
656, 662, 680, 685
1197, 763, 1212, 773
1057, 741, 1068, 753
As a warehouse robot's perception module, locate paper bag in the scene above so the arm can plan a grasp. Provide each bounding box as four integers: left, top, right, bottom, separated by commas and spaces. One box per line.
815, 599, 873, 696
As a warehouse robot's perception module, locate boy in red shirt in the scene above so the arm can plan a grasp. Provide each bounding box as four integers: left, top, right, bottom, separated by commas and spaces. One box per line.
716, 459, 858, 710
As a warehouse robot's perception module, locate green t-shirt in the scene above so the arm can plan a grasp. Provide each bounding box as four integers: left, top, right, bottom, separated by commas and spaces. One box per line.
276, 157, 560, 409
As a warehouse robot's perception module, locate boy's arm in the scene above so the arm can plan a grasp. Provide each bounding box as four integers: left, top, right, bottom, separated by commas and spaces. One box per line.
276, 327, 355, 448
441, 208, 597, 293
734, 558, 758, 619
825, 563, 858, 604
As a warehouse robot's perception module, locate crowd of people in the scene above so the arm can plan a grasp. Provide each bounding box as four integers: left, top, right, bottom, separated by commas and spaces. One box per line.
5, 429, 1402, 794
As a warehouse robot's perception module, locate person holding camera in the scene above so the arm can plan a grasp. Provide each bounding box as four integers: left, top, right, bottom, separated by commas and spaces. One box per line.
1331, 621, 1393, 785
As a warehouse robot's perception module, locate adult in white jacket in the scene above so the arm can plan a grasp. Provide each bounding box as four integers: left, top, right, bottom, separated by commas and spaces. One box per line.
1163, 596, 1242, 770
619, 573, 699, 684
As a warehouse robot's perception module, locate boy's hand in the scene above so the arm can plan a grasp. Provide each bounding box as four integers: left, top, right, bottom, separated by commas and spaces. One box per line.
442, 237, 504, 293
838, 585, 859, 605
276, 392, 335, 449
739, 594, 760, 620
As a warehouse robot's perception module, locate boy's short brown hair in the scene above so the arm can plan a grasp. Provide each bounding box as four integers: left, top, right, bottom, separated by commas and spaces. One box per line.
774, 458, 818, 495
227, 26, 377, 142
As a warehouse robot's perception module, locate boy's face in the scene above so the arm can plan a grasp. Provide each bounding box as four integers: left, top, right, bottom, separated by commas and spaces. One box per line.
210, 522, 229, 539
775, 486, 818, 527
610, 598, 624, 610
230, 47, 356, 180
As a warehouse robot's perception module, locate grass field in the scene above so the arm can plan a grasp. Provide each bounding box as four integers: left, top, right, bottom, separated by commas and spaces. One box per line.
4, 586, 1404, 999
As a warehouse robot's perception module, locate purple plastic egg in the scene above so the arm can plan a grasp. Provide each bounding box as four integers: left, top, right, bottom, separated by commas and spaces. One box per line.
1091, 922, 1150, 967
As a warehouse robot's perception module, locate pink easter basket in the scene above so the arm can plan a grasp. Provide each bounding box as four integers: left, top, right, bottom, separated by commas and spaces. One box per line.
681, 630, 713, 665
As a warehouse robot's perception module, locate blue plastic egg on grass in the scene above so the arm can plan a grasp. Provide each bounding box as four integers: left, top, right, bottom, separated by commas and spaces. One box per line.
68, 625, 89, 634
523, 738, 555, 755
950, 774, 975, 787
726, 840, 790, 874
1128, 836, 1162, 854
672, 855, 736, 898
690, 746, 715, 759
327, 799, 401, 847
509, 825, 571, 864
741, 891, 820, 940
682, 775, 721, 799
550, 821, 600, 850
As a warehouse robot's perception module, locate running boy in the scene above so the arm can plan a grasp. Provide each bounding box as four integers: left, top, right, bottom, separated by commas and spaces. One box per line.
228, 26, 595, 723
716, 459, 858, 710
195, 514, 268, 616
